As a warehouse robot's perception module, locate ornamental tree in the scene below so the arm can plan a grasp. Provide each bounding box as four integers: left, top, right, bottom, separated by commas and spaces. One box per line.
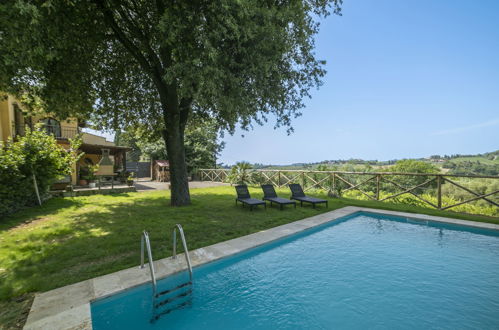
0, 0, 342, 206
0, 128, 82, 216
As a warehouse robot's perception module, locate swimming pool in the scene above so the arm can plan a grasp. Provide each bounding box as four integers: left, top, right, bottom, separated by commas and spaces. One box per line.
91, 212, 499, 329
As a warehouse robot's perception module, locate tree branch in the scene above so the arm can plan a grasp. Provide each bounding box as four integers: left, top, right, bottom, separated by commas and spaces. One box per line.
93, 0, 152, 75
111, 2, 166, 80
93, 0, 171, 112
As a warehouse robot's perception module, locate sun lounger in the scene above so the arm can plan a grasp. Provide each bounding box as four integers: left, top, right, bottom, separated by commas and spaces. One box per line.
288, 184, 328, 208
235, 184, 266, 211
261, 184, 296, 210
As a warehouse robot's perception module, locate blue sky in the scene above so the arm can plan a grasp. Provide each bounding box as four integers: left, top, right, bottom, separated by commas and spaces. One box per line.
219, 0, 499, 165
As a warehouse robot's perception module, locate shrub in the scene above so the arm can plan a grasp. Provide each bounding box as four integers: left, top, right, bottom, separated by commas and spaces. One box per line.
226, 162, 253, 185
384, 160, 439, 193
342, 190, 498, 217
0, 128, 81, 217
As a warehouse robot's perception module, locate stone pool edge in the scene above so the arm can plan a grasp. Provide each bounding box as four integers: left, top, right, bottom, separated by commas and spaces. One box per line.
23, 206, 499, 329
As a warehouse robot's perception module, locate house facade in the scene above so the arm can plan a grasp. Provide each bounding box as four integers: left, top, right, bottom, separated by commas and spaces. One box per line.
0, 93, 130, 188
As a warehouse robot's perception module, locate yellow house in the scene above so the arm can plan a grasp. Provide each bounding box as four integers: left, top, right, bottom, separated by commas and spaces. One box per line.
0, 93, 131, 188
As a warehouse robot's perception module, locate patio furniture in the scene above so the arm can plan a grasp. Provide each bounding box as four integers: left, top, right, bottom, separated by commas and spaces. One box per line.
235, 185, 266, 211
289, 184, 328, 208
97, 174, 118, 190
261, 184, 296, 210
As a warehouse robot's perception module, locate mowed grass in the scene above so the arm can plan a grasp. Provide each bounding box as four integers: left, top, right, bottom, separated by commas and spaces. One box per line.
0, 185, 498, 329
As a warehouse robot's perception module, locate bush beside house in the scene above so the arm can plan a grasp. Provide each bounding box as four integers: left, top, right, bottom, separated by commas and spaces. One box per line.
0, 128, 81, 217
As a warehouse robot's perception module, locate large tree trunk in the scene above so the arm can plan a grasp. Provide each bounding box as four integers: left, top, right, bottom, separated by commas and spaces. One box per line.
162, 114, 191, 206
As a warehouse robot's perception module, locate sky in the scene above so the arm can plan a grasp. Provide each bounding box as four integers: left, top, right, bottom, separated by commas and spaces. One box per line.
219, 0, 499, 165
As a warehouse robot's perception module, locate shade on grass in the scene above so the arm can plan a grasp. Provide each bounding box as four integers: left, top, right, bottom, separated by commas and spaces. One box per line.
0, 186, 497, 328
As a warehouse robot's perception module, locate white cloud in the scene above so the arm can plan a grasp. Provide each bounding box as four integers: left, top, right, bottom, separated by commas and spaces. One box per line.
431, 118, 499, 136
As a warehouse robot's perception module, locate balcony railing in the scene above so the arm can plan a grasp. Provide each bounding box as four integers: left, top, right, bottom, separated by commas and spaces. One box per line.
55, 127, 79, 140
11, 123, 79, 140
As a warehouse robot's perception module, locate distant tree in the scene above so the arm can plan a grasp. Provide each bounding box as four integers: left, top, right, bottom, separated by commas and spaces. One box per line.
114, 131, 142, 162
0, 0, 342, 206
442, 161, 456, 169
447, 161, 499, 176
386, 160, 439, 192
390, 159, 438, 175
118, 118, 224, 174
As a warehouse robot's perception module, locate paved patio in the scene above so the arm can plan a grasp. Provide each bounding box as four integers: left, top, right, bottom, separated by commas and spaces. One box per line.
49, 180, 228, 197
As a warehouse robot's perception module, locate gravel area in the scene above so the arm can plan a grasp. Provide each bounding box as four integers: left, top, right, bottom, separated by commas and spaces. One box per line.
134, 180, 229, 191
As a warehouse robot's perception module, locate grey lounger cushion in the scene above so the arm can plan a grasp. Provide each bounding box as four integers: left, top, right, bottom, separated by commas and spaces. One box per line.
288, 184, 328, 208
261, 184, 296, 210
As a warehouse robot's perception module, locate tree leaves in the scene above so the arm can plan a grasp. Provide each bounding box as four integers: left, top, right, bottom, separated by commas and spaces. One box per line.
0, 0, 342, 133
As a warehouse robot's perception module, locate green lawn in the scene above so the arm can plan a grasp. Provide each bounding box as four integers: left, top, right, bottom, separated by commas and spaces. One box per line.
0, 186, 497, 329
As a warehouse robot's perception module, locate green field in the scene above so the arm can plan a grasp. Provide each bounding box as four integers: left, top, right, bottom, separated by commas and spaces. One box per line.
1, 186, 498, 328
442, 156, 498, 165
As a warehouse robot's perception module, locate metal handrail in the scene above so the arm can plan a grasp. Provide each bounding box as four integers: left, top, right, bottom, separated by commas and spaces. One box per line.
140, 230, 157, 296
172, 224, 193, 282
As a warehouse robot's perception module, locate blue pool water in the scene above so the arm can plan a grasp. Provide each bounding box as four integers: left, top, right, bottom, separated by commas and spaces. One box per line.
92, 212, 499, 329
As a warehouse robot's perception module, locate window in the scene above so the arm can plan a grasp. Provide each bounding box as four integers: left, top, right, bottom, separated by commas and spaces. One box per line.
13, 104, 25, 137
39, 118, 61, 138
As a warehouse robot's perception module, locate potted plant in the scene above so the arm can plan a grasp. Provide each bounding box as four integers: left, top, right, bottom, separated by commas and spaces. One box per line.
86, 164, 100, 188
78, 166, 89, 186
118, 170, 128, 183
126, 172, 135, 187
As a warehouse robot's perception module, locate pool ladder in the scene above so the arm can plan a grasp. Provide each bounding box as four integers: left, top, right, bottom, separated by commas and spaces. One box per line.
140, 224, 193, 322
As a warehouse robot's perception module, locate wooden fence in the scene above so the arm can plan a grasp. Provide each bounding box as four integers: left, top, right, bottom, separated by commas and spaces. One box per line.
198, 168, 499, 212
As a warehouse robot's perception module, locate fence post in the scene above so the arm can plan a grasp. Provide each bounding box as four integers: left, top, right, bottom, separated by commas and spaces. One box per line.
332, 173, 336, 195
278, 171, 281, 187
376, 174, 381, 200
437, 175, 442, 209
301, 171, 305, 189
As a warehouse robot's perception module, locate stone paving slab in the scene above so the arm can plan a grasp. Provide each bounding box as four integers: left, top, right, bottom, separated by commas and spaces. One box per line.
23, 207, 499, 329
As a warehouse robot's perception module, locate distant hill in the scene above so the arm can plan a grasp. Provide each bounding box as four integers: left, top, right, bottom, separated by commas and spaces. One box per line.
426, 150, 498, 163
223, 150, 499, 176
435, 150, 499, 176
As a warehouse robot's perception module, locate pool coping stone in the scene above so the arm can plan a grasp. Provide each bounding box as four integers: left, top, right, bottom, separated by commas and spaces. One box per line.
23, 206, 499, 329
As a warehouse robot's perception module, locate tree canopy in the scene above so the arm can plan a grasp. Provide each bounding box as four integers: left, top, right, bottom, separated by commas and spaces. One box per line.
116, 118, 225, 173
0, 0, 342, 205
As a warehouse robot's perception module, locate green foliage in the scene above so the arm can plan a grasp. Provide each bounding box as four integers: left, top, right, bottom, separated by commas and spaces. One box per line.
389, 159, 438, 174
441, 178, 499, 207
184, 120, 225, 173
443, 160, 499, 176
0, 0, 343, 205
0, 129, 81, 216
127, 172, 135, 181
83, 164, 100, 181
384, 160, 439, 193
117, 119, 224, 174
227, 162, 253, 185
114, 130, 142, 162
343, 190, 498, 217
